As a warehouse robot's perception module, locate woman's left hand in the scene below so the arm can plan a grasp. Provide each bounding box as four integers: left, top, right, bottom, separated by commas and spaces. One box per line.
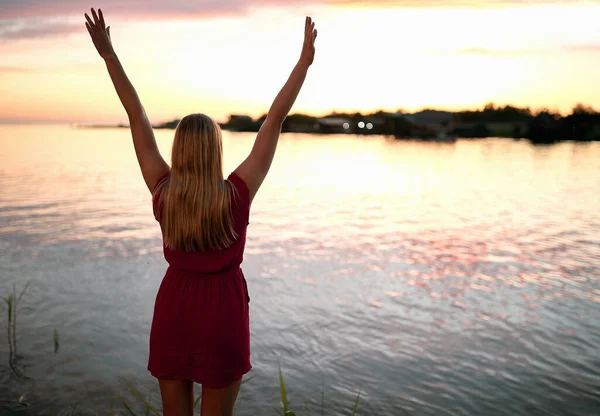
84, 8, 115, 59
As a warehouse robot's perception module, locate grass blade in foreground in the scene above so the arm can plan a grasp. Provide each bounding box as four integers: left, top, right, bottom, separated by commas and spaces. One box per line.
278, 362, 297, 415
321, 381, 325, 416
351, 391, 361, 416
128, 384, 160, 416
53, 328, 59, 354
278, 362, 288, 413
118, 396, 137, 416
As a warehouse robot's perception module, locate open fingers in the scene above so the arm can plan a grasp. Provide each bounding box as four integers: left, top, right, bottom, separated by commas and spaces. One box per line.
306, 17, 314, 36
304, 17, 310, 43
308, 23, 316, 45
304, 25, 308, 44
84, 13, 94, 29
98, 9, 106, 29
304, 17, 315, 44
91, 8, 100, 26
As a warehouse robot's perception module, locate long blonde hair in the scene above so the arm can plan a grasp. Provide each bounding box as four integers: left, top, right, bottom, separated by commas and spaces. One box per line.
155, 114, 238, 252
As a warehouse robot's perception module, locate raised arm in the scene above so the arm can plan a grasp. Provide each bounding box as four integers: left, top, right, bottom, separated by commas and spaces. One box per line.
84, 8, 169, 193
234, 17, 318, 202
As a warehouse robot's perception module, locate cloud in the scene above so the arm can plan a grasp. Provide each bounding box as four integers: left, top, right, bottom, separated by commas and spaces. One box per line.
431, 44, 600, 56
0, 66, 33, 72
0, 19, 80, 41
0, 0, 598, 40
5, 0, 283, 19
0, 0, 288, 40
454, 47, 536, 56
562, 44, 600, 52
0, 0, 598, 19
0, 64, 95, 72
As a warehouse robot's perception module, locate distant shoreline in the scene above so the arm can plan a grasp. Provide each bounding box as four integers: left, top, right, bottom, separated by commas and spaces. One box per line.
70, 103, 600, 144
72, 123, 129, 129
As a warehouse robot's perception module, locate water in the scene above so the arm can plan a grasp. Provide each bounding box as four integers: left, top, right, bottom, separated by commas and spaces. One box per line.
1, 124, 599, 415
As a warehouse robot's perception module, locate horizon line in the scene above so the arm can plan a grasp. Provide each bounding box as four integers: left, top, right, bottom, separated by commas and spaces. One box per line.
2, 101, 597, 126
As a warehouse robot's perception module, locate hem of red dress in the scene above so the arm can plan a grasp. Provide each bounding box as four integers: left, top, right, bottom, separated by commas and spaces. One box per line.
148, 365, 253, 389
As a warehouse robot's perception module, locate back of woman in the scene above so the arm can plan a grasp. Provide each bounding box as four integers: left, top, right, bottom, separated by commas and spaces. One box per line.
151, 115, 251, 275
84, 7, 317, 415
148, 115, 253, 392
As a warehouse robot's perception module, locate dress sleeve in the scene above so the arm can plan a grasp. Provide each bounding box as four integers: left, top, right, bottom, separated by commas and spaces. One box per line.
152, 172, 170, 222
227, 172, 250, 225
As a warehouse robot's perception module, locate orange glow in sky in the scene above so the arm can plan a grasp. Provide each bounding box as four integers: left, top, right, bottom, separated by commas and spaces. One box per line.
1, 2, 600, 124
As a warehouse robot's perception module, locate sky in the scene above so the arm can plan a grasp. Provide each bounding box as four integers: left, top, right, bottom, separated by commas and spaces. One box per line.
1, 0, 600, 124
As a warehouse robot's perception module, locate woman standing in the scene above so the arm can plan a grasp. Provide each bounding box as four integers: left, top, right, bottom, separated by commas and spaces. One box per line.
84, 8, 317, 416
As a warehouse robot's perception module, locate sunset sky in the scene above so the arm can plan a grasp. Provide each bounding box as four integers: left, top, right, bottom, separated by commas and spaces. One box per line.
1, 0, 600, 124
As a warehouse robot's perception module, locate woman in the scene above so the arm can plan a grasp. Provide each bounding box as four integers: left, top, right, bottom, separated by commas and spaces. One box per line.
84, 8, 317, 416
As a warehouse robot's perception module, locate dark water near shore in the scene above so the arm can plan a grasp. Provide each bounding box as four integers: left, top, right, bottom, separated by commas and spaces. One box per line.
1, 125, 600, 415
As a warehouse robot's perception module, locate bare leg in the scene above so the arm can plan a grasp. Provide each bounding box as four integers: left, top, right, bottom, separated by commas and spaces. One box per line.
159, 379, 194, 416
200, 377, 242, 416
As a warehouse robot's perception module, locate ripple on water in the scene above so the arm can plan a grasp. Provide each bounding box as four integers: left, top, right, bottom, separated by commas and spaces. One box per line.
1, 129, 600, 415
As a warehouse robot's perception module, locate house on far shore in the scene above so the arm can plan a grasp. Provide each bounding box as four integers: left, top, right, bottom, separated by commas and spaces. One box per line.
316, 115, 391, 135
316, 117, 352, 134
153, 119, 181, 129
223, 115, 256, 131
357, 115, 389, 134
400, 110, 456, 138
453, 121, 527, 138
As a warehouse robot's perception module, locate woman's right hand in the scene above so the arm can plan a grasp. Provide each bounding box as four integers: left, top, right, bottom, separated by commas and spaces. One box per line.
84, 8, 115, 59
299, 16, 318, 68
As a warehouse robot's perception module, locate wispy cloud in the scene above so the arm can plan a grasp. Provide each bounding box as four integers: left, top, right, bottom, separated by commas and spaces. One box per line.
430, 44, 600, 56
0, 0, 598, 40
0, 63, 97, 72
1, 0, 598, 19
454, 47, 540, 56
6, 0, 287, 19
0, 19, 80, 41
562, 44, 600, 52
2, 0, 289, 40
330, 0, 600, 8
0, 65, 33, 72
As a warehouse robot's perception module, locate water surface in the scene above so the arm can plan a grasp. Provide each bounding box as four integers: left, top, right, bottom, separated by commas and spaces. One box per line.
1, 125, 600, 415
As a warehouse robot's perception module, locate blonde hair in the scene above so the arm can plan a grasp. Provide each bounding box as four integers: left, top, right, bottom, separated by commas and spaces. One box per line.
154, 114, 238, 252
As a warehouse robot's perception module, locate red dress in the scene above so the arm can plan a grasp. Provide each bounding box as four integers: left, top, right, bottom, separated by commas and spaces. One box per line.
147, 172, 252, 388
